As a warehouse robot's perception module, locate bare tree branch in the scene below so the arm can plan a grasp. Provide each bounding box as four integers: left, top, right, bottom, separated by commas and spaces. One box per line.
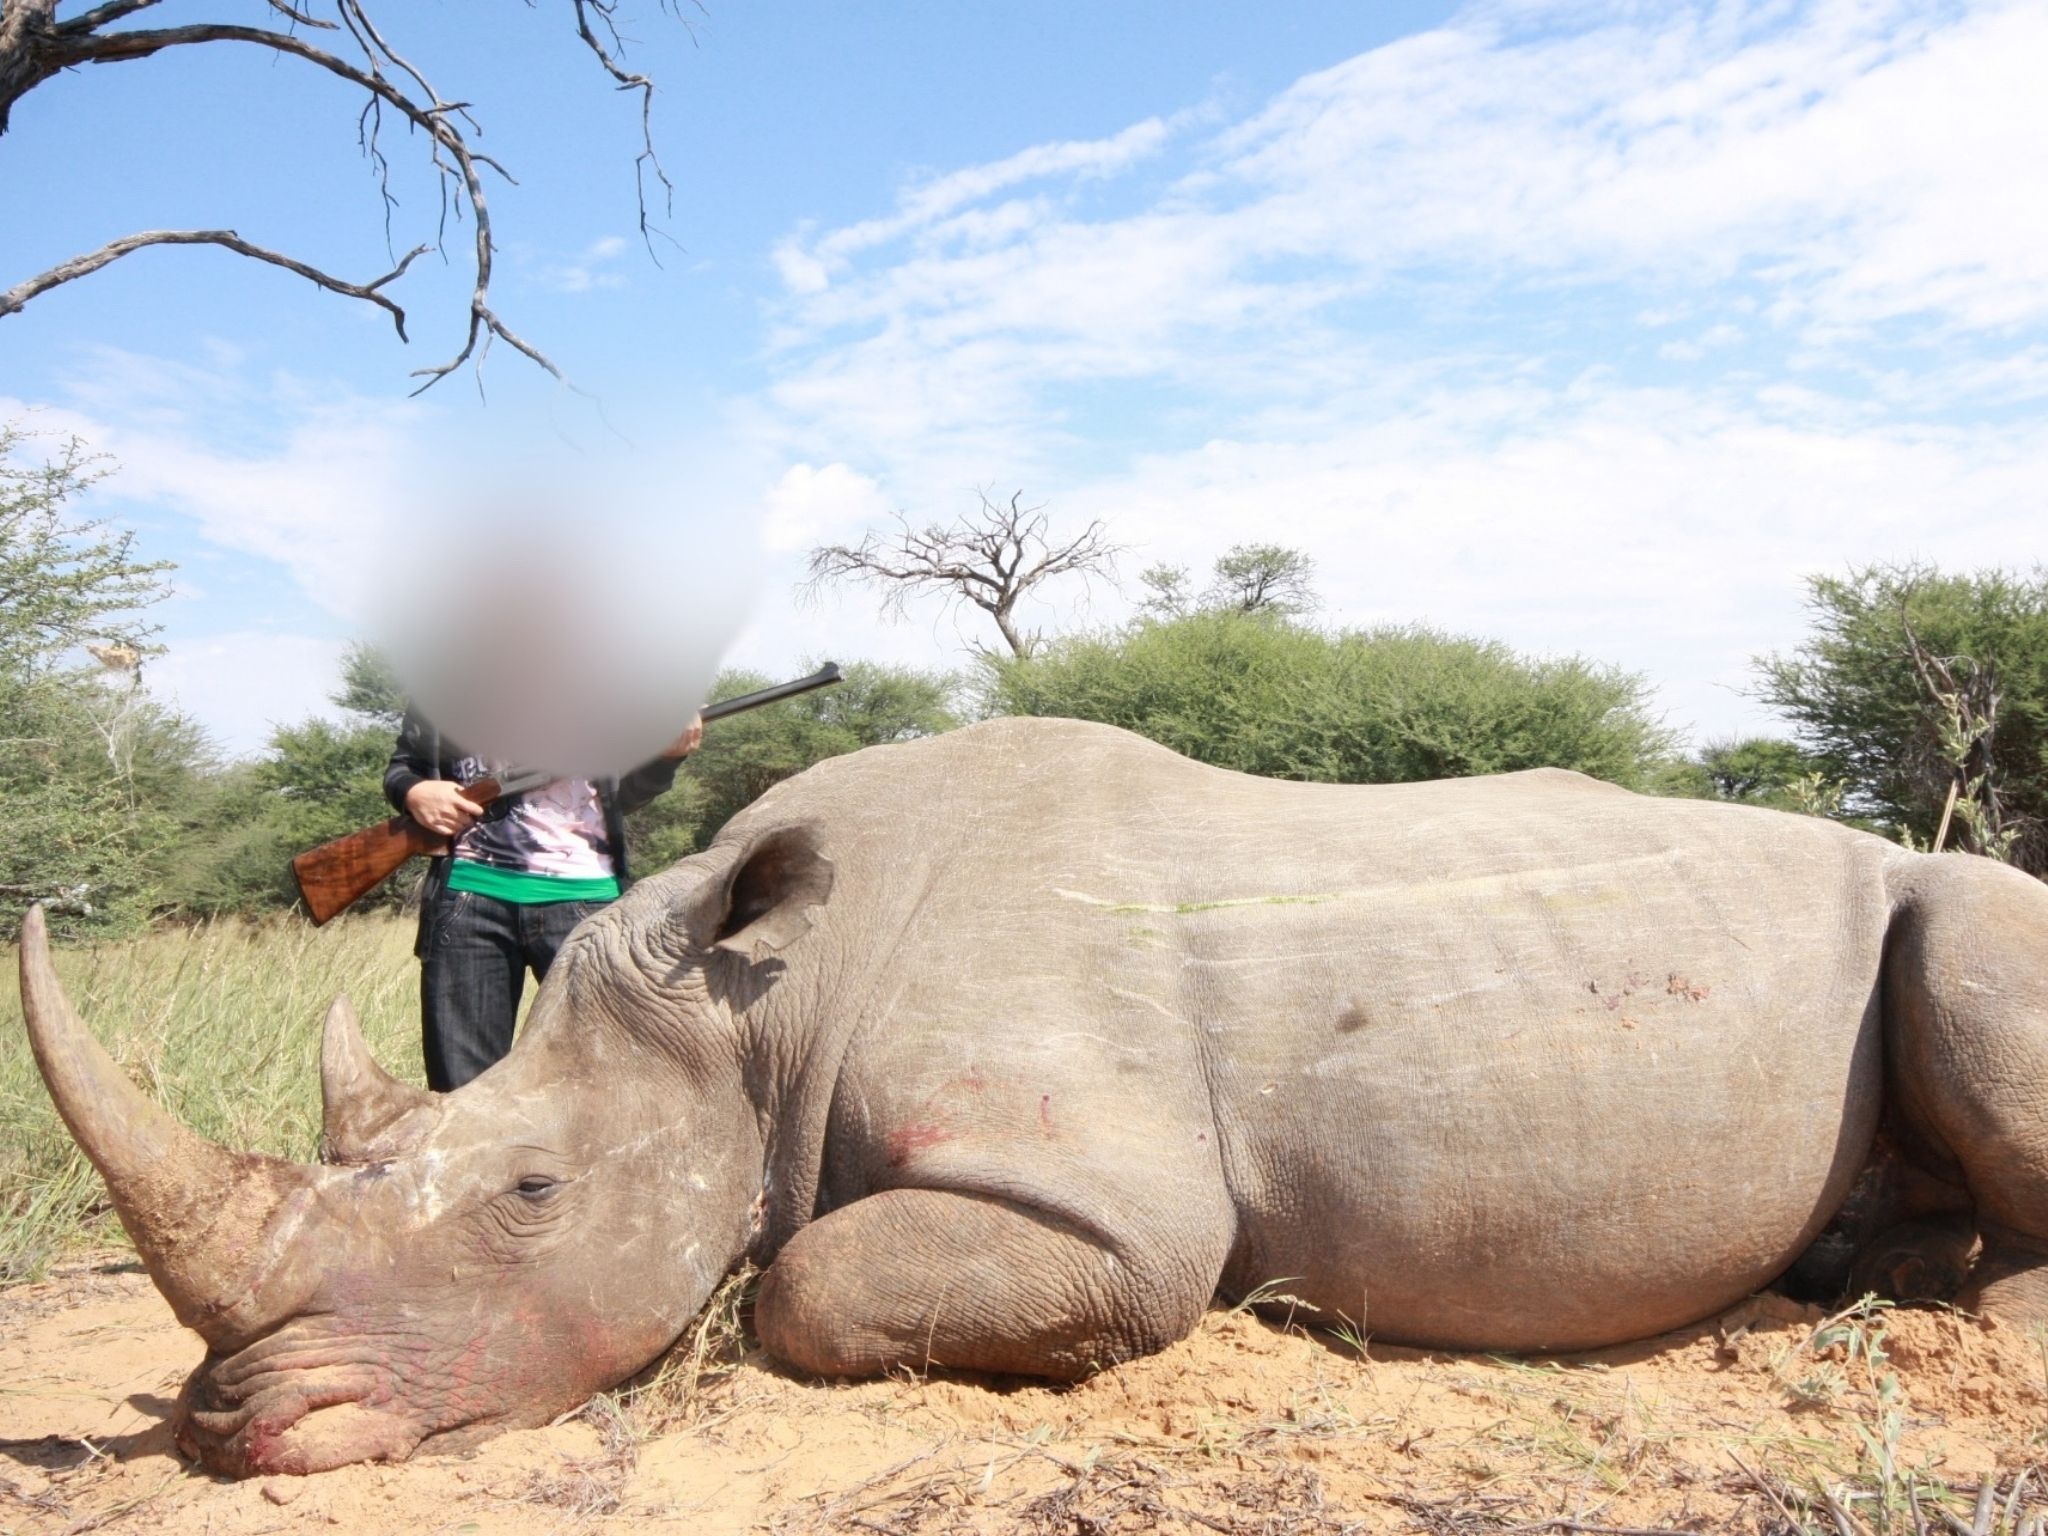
55, 1, 163, 34
0, 228, 426, 332
261, 0, 336, 29
0, 3, 61, 135
36, 18, 531, 390
569, 0, 681, 261
806, 491, 1120, 659
3, 2, 687, 391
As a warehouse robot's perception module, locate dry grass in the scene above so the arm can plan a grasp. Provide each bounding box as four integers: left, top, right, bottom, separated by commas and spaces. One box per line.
596, 1262, 762, 1438
0, 913, 424, 1282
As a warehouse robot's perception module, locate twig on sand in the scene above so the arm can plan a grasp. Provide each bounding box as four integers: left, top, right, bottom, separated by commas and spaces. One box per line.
1729, 1450, 1803, 1529
1508, 1520, 1706, 1536
1822, 1487, 1869, 1536
55, 1469, 180, 1536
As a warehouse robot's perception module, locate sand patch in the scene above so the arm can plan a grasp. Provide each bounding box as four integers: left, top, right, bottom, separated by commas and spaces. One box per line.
2, 1266, 2043, 1534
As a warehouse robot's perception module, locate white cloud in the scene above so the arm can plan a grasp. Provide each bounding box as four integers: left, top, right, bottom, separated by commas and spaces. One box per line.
740, 0, 2048, 746
760, 0, 2048, 468
148, 631, 352, 757
772, 116, 1180, 294
14, 348, 432, 622
760, 461, 893, 553
1658, 323, 1744, 362
1057, 380, 2048, 741
5, 360, 425, 751
537, 235, 632, 294
1208, 0, 2047, 331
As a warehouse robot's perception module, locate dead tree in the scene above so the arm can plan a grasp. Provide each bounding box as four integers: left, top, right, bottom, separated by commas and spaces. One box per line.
0, 1, 686, 393
806, 491, 1118, 659
1900, 603, 2027, 862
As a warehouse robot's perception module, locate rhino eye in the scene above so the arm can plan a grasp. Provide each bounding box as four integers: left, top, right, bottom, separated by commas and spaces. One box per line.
514, 1175, 562, 1200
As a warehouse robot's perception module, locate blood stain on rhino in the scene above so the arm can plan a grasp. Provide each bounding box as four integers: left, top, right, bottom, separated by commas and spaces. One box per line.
885, 1122, 952, 1167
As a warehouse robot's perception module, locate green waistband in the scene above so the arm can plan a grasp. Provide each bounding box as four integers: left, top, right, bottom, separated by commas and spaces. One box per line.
446, 859, 621, 905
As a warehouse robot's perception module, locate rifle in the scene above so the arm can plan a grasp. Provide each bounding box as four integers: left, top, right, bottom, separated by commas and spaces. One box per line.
290, 663, 845, 926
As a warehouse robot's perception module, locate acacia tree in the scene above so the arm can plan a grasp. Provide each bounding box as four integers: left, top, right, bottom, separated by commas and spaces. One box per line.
1141, 543, 1320, 620
1898, 608, 2019, 859
1206, 543, 1318, 616
331, 640, 404, 727
0, 1, 683, 392
0, 425, 205, 934
1759, 565, 2048, 874
806, 490, 1118, 659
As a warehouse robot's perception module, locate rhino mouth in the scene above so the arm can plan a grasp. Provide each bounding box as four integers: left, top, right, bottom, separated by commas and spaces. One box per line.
174, 1354, 429, 1476
168, 1301, 535, 1476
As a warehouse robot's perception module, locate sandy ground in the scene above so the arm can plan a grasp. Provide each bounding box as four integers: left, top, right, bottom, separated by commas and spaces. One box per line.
1, 1261, 2044, 1535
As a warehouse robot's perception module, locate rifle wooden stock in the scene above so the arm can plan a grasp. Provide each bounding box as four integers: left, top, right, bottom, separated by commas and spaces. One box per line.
289, 663, 844, 925
291, 778, 499, 926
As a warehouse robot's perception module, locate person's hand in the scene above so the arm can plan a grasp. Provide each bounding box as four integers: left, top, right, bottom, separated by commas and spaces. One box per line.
662, 713, 704, 759
405, 780, 483, 837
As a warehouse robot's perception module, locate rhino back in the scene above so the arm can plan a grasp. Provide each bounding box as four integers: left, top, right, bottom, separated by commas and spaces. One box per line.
731, 718, 1898, 1350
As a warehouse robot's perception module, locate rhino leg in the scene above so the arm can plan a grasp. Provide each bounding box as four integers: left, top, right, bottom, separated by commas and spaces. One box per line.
1885, 855, 2048, 1324
755, 1189, 1212, 1380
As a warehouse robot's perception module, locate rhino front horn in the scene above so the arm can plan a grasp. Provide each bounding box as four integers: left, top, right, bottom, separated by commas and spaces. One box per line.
17, 906, 323, 1348
320, 995, 433, 1164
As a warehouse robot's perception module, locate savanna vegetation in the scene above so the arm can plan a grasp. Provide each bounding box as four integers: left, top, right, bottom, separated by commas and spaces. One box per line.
1760, 565, 2048, 874
4, 430, 2044, 949
983, 612, 1673, 788
0, 912, 420, 1280
5, 430, 2048, 1536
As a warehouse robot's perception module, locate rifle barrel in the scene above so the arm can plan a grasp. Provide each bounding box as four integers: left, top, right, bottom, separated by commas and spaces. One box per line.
701, 662, 844, 722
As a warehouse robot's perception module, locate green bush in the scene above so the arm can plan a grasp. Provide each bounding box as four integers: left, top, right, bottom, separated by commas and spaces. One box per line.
981, 611, 1673, 787
172, 719, 417, 915
1649, 736, 1827, 809
641, 661, 962, 859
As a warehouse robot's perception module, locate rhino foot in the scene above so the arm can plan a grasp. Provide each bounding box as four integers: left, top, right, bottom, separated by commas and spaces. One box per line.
1845, 1215, 1979, 1305
1957, 1227, 2048, 1327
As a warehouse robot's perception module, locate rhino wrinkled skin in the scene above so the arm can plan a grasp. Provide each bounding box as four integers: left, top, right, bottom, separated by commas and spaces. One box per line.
21, 717, 2048, 1475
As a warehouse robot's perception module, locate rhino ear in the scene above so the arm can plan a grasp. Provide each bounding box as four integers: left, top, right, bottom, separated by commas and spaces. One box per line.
711, 826, 834, 961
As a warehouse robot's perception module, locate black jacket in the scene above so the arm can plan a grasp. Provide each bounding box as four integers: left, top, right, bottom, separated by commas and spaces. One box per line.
383, 707, 681, 889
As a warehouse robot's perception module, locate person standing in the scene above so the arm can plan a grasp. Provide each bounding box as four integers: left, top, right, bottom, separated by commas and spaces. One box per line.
385, 711, 702, 1091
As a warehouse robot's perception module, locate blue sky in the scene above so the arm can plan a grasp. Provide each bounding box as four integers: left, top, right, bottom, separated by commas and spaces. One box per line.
3, 0, 2044, 755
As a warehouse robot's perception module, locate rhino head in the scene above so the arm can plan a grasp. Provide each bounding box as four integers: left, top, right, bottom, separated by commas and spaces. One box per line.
16, 827, 832, 1476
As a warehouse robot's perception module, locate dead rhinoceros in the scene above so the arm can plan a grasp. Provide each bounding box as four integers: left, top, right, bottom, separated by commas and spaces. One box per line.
20, 717, 2048, 1476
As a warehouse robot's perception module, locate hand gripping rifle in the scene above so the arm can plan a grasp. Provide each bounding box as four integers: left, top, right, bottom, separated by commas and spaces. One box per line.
290, 663, 844, 926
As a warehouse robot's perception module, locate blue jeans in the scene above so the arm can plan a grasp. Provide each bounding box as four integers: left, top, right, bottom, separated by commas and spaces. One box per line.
417, 886, 608, 1091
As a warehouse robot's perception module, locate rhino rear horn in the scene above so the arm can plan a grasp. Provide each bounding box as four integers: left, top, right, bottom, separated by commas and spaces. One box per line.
320, 995, 435, 1164
17, 906, 325, 1347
